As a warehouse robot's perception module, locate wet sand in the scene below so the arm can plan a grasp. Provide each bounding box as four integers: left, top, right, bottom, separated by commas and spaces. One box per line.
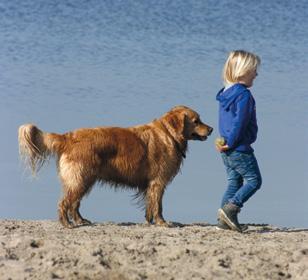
0, 220, 307, 280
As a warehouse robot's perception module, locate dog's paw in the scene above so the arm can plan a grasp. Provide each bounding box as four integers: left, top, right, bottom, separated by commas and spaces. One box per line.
143, 221, 153, 227
59, 218, 74, 229
62, 222, 75, 229
156, 221, 170, 227
75, 219, 92, 227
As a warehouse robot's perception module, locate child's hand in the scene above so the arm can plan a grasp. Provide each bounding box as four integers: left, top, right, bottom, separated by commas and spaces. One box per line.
216, 144, 229, 152
215, 137, 229, 152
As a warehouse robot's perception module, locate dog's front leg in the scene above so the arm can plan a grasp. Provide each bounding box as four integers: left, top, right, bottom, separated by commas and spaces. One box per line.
146, 181, 168, 227
145, 203, 153, 225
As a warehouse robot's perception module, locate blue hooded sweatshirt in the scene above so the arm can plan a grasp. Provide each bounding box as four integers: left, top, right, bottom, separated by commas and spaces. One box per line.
216, 83, 258, 153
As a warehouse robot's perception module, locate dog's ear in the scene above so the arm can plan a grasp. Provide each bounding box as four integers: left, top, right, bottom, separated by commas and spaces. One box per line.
165, 111, 187, 137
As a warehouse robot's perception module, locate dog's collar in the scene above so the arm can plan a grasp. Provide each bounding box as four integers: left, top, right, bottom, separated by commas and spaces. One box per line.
158, 120, 187, 159
175, 141, 186, 158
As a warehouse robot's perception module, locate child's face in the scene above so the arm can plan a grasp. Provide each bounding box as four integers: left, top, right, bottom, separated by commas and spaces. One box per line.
240, 68, 258, 88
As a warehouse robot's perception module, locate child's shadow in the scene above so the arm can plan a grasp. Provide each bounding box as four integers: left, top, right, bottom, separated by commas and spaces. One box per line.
243, 223, 308, 233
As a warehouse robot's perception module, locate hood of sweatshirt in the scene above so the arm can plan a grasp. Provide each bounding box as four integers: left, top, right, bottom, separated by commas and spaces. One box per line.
216, 83, 248, 111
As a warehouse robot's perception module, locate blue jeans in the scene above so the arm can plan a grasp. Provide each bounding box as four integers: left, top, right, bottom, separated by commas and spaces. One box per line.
220, 150, 262, 208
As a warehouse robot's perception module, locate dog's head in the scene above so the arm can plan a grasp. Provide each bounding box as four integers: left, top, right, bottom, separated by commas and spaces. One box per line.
164, 105, 213, 141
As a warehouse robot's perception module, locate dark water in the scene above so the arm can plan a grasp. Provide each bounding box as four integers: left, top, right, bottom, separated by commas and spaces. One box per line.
1, 0, 307, 227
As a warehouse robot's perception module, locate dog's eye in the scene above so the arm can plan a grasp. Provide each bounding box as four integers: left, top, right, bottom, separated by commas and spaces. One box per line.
193, 119, 199, 124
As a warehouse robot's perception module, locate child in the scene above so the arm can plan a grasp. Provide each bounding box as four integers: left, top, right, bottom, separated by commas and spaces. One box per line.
215, 50, 262, 232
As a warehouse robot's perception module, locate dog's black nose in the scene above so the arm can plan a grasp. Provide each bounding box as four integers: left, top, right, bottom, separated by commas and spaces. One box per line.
208, 127, 213, 135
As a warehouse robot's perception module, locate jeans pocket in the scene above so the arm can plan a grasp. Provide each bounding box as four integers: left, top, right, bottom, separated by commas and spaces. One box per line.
229, 151, 244, 161
229, 151, 253, 170
230, 152, 260, 177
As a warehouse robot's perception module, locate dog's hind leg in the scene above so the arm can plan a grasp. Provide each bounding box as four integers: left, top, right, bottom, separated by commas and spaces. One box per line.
69, 185, 94, 226
70, 201, 90, 226
58, 193, 74, 228
57, 155, 92, 228
58, 186, 92, 228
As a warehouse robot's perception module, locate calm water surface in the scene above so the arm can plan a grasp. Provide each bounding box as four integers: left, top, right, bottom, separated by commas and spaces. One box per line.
1, 0, 307, 227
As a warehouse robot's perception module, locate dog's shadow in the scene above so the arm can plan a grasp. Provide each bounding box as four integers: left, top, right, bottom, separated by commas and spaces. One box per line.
116, 221, 211, 228
73, 221, 308, 233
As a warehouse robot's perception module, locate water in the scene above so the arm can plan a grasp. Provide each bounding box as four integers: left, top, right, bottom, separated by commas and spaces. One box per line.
1, 0, 307, 228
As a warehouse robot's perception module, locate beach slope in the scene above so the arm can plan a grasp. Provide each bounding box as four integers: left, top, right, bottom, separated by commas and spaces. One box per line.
0, 220, 307, 279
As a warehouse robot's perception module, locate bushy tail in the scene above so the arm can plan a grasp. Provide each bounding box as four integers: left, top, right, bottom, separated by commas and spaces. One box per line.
18, 124, 65, 176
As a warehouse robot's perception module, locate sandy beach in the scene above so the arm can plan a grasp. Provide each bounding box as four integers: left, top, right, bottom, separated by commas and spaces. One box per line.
0, 219, 307, 280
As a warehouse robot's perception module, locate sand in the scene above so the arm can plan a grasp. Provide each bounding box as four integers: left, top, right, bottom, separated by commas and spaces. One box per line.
0, 220, 307, 280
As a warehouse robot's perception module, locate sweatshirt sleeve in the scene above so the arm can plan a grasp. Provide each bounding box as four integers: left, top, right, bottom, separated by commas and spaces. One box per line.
227, 92, 253, 149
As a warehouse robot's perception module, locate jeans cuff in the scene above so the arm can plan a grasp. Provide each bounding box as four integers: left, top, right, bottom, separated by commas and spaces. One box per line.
229, 199, 242, 208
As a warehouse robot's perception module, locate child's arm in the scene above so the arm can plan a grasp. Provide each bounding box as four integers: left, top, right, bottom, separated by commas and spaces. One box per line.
226, 92, 253, 149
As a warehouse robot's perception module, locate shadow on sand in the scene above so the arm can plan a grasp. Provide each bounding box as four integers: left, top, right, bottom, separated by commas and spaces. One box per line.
74, 221, 308, 234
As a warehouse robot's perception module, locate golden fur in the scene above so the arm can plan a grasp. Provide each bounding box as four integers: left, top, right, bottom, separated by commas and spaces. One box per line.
18, 106, 213, 228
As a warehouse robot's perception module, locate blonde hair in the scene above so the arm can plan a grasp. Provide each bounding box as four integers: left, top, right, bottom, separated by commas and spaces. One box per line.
222, 50, 261, 86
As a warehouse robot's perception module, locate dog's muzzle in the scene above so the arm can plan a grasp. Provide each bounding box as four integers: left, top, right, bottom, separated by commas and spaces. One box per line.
191, 126, 213, 141
191, 133, 207, 141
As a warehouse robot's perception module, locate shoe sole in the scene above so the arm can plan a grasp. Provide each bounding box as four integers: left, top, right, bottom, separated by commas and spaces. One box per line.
215, 226, 231, 231
218, 208, 242, 232
216, 224, 248, 231
241, 224, 248, 231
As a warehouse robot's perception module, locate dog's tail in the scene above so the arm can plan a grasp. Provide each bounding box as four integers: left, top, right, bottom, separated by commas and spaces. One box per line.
18, 124, 65, 176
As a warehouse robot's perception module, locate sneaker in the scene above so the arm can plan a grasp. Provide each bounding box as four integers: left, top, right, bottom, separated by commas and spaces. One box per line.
240, 224, 248, 231
216, 219, 231, 230
216, 216, 248, 231
218, 203, 242, 232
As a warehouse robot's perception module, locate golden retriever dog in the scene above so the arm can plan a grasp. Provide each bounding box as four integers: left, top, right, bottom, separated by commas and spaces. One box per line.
18, 106, 213, 228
